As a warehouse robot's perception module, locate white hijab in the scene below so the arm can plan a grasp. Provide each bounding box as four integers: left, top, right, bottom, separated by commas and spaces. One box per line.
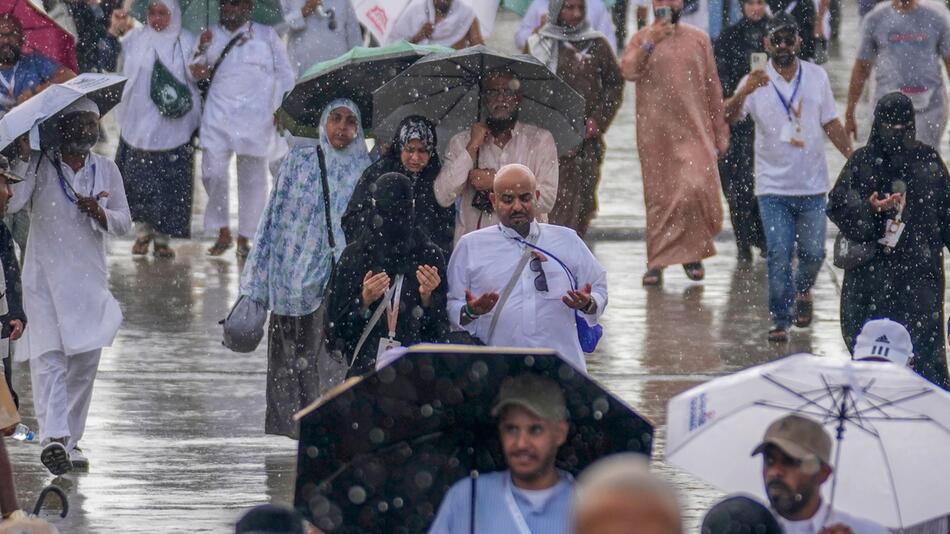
387, 0, 477, 47
121, 0, 191, 94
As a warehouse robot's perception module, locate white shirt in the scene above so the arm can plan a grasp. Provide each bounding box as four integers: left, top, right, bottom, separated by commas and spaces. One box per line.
9, 153, 132, 360
740, 59, 838, 197
279, 0, 362, 76
446, 222, 607, 372
190, 22, 295, 157
434, 122, 559, 243
515, 0, 617, 52
777, 501, 889, 534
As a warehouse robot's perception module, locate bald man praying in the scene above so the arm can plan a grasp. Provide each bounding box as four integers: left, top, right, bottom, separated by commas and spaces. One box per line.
445, 164, 607, 372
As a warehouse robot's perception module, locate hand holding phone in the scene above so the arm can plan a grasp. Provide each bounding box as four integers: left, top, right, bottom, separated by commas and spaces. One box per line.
751, 52, 768, 72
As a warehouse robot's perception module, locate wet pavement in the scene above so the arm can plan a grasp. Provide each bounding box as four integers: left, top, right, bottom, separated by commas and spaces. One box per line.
4, 6, 950, 534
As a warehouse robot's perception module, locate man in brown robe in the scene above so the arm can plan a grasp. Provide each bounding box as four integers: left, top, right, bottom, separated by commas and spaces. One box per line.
528, 0, 625, 238
620, 0, 730, 286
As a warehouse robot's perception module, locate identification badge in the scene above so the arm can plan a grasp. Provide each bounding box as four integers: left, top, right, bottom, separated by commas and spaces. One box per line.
780, 121, 805, 147
878, 219, 905, 249
376, 337, 401, 360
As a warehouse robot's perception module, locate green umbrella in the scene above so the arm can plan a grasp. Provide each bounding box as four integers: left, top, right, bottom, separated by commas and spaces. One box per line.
277, 41, 452, 138
129, 0, 282, 33
502, 0, 616, 17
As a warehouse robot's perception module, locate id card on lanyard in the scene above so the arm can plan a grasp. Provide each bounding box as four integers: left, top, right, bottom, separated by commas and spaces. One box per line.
772, 65, 805, 148
375, 274, 404, 360
878, 195, 906, 250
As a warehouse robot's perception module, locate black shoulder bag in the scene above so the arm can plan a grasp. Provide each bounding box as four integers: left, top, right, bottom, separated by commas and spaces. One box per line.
198, 31, 245, 101
316, 145, 335, 249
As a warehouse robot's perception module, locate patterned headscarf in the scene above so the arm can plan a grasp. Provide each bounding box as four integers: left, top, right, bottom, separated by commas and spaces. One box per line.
391, 115, 437, 158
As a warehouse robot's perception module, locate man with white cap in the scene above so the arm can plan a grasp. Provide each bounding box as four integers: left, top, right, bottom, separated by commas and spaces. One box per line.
753, 414, 887, 534
428, 373, 574, 533
8, 96, 131, 475
852, 319, 914, 367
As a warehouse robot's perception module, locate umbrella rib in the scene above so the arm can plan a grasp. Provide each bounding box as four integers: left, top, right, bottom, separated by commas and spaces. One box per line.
762, 374, 837, 417
872, 429, 906, 529
852, 389, 935, 418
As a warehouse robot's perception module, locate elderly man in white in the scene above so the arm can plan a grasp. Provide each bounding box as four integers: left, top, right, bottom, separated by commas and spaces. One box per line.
516, 0, 617, 52
445, 164, 607, 372
189, 0, 294, 257
9, 98, 131, 475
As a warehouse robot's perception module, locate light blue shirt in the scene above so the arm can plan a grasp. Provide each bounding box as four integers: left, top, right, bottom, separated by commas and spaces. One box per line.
427, 470, 573, 534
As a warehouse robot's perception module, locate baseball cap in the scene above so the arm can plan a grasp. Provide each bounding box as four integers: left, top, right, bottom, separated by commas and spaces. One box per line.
751, 414, 832, 466
0, 155, 22, 184
853, 319, 914, 367
491, 373, 568, 422
766, 13, 800, 37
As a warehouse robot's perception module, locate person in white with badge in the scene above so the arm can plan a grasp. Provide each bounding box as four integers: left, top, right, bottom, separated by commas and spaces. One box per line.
723, 13, 852, 343
428, 373, 574, 534
7, 98, 132, 475
445, 163, 607, 373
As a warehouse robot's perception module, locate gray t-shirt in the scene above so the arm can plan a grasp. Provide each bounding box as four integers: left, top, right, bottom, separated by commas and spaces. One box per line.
857, 0, 950, 108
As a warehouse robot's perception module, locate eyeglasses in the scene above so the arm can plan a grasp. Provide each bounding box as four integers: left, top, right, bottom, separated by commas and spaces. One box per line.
484, 88, 518, 99
530, 256, 548, 292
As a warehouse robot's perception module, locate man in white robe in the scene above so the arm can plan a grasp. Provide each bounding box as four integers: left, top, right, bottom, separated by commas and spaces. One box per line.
446, 164, 607, 372
279, 0, 363, 76
384, 0, 483, 49
8, 98, 131, 475
515, 0, 617, 52
189, 0, 295, 257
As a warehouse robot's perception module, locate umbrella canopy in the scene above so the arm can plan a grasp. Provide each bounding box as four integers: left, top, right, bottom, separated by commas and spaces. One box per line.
294, 345, 654, 533
0, 0, 77, 72
372, 45, 586, 156
129, 0, 282, 32
0, 73, 125, 152
666, 354, 950, 528
278, 41, 452, 137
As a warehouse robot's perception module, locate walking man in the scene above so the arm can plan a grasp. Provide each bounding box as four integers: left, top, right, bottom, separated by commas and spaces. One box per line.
190, 0, 294, 257
845, 0, 950, 148
621, 0, 731, 286
724, 14, 852, 342
0, 156, 24, 415
280, 0, 362, 76
428, 373, 574, 533
445, 164, 606, 373
9, 98, 131, 474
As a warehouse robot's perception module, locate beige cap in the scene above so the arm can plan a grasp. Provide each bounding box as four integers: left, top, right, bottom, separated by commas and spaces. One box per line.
751, 414, 832, 466
491, 373, 568, 422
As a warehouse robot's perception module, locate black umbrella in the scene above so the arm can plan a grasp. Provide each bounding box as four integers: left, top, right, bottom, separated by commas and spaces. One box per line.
277, 42, 452, 137
371, 45, 587, 156
293, 346, 654, 533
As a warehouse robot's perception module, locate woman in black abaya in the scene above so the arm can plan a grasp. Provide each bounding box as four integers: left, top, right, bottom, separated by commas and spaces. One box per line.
828, 93, 950, 389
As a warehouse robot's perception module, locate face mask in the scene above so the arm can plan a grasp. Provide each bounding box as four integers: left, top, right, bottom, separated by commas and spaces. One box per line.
878, 125, 913, 153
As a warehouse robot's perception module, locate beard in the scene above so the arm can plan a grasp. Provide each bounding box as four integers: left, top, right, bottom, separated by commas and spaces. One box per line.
486, 110, 519, 136
773, 51, 796, 67
670, 8, 682, 23
61, 133, 98, 155
0, 44, 20, 65
766, 480, 814, 517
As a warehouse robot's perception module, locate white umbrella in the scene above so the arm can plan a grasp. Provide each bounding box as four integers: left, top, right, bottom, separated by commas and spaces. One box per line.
665, 354, 950, 529
0, 73, 126, 152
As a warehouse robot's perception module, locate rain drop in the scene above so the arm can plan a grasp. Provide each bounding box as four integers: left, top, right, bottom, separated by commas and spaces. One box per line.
393, 497, 404, 508
348, 486, 367, 505
306, 446, 319, 459
369, 427, 385, 444
420, 404, 434, 417
414, 471, 433, 490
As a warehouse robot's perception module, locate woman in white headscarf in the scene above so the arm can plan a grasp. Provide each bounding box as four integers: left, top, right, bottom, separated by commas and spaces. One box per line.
527, 0, 622, 237
109, 0, 201, 258
384, 0, 483, 49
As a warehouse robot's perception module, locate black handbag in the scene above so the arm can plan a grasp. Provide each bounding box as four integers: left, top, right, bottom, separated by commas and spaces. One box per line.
832, 232, 878, 270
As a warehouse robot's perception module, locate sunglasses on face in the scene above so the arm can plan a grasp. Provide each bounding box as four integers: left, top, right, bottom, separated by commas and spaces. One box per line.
770, 33, 797, 46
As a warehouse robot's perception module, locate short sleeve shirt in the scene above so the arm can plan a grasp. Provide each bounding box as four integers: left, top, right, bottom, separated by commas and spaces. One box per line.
857, 0, 950, 104
0, 52, 62, 113
740, 60, 838, 197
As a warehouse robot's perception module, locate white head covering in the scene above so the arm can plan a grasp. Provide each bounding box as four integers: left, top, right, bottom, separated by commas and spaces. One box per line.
118, 0, 189, 111
61, 97, 100, 118
528, 0, 605, 73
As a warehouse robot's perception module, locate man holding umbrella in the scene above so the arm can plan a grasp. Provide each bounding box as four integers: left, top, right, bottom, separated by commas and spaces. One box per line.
189, 0, 294, 258
434, 68, 559, 244
428, 373, 574, 533
753, 415, 887, 534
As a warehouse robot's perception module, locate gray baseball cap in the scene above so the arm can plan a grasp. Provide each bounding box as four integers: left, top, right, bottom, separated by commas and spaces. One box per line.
751, 414, 832, 466
491, 373, 568, 422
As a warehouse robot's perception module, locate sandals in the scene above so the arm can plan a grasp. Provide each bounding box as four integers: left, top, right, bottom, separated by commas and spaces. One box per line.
794, 297, 813, 328
235, 241, 251, 259
131, 236, 151, 255
768, 326, 789, 343
683, 262, 705, 281
153, 244, 175, 259
40, 440, 72, 476
207, 237, 233, 256
642, 269, 663, 287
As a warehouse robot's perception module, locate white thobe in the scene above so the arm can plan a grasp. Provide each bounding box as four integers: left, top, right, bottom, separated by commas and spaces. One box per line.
279, 0, 362, 76
446, 222, 607, 372
777, 501, 888, 534
190, 22, 295, 158
434, 122, 559, 243
9, 153, 131, 361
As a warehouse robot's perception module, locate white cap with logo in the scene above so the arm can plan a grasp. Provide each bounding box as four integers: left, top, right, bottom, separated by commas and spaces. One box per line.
853, 319, 914, 367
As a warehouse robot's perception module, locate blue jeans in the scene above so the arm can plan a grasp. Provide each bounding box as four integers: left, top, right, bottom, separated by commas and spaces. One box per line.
757, 195, 827, 328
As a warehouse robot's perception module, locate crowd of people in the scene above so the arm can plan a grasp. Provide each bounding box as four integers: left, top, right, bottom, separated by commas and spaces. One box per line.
0, 0, 948, 531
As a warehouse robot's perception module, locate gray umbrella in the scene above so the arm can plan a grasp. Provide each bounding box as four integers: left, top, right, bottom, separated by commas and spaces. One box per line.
371, 45, 586, 157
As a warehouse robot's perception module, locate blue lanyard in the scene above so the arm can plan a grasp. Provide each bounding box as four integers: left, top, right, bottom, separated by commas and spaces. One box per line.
771, 65, 803, 121
49, 153, 96, 204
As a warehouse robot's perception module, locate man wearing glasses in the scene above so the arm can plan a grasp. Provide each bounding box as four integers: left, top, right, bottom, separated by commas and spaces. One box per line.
724, 14, 852, 343
435, 69, 559, 244
445, 164, 606, 373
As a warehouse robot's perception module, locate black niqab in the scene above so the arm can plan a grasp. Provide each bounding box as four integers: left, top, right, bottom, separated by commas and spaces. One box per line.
867, 92, 916, 158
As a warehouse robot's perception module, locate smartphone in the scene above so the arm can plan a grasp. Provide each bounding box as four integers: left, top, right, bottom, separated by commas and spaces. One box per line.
751, 53, 768, 72
655, 6, 672, 20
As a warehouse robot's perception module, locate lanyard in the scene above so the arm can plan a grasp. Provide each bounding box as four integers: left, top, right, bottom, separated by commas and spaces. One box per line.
51, 154, 96, 204
771, 64, 803, 121
385, 274, 404, 339
503, 475, 534, 534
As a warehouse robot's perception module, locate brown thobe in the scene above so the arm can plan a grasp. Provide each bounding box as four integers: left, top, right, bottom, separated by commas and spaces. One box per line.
547, 37, 625, 237
622, 25, 729, 270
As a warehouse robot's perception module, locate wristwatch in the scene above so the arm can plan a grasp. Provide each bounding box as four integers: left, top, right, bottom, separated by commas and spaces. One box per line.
580, 298, 597, 315
642, 40, 655, 54
461, 304, 478, 321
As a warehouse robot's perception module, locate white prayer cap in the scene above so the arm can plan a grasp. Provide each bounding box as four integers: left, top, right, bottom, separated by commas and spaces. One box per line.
60, 97, 100, 118
853, 319, 914, 367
